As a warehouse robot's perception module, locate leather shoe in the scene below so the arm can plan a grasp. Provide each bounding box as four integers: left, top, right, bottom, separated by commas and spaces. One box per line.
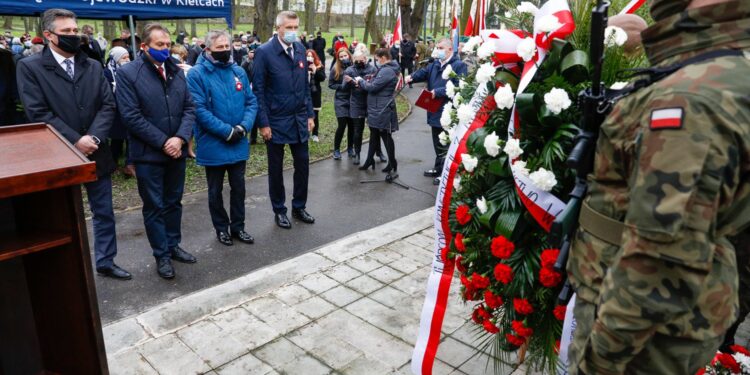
423, 169, 439, 177
96, 264, 132, 280
170, 246, 197, 264
232, 230, 255, 244
433, 177, 440, 185
217, 231, 233, 246
292, 208, 315, 224
275, 213, 292, 229
157, 258, 175, 279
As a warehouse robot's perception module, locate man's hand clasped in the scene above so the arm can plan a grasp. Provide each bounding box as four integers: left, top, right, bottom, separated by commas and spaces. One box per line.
259, 127, 272, 141
75, 135, 99, 157
163, 137, 183, 159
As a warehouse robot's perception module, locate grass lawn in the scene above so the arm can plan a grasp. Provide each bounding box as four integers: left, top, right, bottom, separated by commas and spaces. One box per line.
108, 87, 410, 211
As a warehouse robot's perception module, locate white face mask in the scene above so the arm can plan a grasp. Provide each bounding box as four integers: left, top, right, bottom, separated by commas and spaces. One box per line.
171, 54, 182, 62
306, 56, 314, 62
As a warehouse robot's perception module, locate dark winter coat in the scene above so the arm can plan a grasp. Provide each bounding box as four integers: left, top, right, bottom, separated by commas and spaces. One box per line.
102, 60, 127, 140
16, 46, 116, 176
410, 54, 468, 128
115, 53, 195, 163
308, 64, 326, 109
343, 62, 376, 119
359, 60, 400, 132
252, 37, 314, 144
328, 64, 352, 118
311, 37, 326, 63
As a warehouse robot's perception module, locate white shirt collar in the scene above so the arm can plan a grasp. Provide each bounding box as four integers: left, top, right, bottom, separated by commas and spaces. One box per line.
278, 36, 293, 52
50, 47, 72, 66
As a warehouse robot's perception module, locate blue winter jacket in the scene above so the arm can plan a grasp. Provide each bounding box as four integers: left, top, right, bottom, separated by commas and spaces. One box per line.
410, 54, 468, 128
186, 53, 258, 166
252, 38, 314, 144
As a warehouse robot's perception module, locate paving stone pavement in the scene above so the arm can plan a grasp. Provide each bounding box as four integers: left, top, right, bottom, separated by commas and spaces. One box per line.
103, 208, 525, 375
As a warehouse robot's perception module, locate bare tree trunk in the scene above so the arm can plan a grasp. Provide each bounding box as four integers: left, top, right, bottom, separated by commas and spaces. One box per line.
254, 0, 279, 41
232, 0, 241, 29
322, 0, 334, 32
190, 19, 197, 38
364, 0, 383, 44
399, 0, 427, 38
3, 17, 13, 31
432, 0, 441, 37
460, 0, 472, 33
304, 0, 317, 34
103, 20, 116, 40
174, 20, 186, 35
282, 0, 290, 10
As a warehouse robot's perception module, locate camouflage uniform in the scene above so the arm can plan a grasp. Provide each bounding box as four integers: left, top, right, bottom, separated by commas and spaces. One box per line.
567, 2, 750, 374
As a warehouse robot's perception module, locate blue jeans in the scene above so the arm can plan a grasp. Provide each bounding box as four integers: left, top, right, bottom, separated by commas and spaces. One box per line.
135, 158, 186, 260
266, 142, 308, 214
84, 174, 118, 269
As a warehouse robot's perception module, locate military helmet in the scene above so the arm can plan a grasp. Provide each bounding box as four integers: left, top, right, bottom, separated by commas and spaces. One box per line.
649, 0, 691, 21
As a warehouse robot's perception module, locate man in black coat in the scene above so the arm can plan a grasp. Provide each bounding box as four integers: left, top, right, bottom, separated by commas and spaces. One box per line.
81, 24, 104, 66
116, 23, 197, 280
0, 47, 20, 125
399, 34, 417, 88
16, 8, 131, 280
186, 38, 204, 66
311, 31, 326, 68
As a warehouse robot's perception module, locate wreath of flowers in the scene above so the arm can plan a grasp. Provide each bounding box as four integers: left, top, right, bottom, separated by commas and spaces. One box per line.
435, 0, 650, 372
698, 346, 750, 375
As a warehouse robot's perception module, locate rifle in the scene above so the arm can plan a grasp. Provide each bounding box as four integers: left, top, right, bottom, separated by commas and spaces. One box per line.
550, 0, 611, 305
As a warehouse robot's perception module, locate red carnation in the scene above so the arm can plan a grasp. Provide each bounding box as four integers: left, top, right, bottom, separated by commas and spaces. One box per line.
511, 320, 533, 337
483, 320, 500, 334
730, 344, 750, 356
456, 256, 467, 273
471, 272, 490, 290
540, 248, 560, 269
456, 204, 472, 225
505, 333, 526, 347
477, 307, 492, 320
695, 368, 706, 375
454, 233, 466, 253
712, 352, 741, 374
539, 267, 563, 288
553, 305, 567, 321
464, 287, 480, 301
471, 308, 484, 324
460, 274, 471, 288
440, 246, 450, 262
491, 235, 516, 259
484, 290, 504, 309
493, 263, 514, 285
513, 298, 534, 315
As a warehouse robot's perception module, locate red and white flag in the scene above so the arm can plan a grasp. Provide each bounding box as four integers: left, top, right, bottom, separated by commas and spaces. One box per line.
391, 8, 402, 47
650, 108, 684, 130
463, 0, 488, 36
450, 0, 460, 51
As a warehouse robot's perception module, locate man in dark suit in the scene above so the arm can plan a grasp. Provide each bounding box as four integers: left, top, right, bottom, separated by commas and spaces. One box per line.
252, 10, 316, 229
81, 24, 104, 66
116, 23, 197, 279
16, 8, 131, 280
186, 38, 204, 66
311, 31, 326, 68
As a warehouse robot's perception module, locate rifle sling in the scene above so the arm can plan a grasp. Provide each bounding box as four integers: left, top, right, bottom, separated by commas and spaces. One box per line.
579, 201, 624, 246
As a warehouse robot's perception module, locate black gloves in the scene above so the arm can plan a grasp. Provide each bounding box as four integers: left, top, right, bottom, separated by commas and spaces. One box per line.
226, 125, 247, 143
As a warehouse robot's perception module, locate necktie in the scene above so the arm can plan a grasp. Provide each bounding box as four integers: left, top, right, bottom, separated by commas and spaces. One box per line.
63, 59, 74, 79
286, 46, 293, 60
157, 66, 165, 81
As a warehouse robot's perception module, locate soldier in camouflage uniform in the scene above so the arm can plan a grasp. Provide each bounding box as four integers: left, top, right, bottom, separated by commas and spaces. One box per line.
567, 0, 750, 373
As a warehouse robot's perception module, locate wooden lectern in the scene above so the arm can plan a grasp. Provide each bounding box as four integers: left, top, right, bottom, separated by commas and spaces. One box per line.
0, 123, 109, 374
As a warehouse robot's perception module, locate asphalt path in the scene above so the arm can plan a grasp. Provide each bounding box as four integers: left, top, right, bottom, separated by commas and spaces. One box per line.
93, 85, 441, 324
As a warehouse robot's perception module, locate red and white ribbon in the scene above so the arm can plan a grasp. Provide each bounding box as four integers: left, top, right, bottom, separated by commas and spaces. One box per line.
481, 29, 528, 74
618, 0, 647, 15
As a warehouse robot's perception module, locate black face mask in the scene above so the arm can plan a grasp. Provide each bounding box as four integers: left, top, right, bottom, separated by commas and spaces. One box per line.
355, 61, 365, 69
212, 50, 231, 64
52, 32, 81, 54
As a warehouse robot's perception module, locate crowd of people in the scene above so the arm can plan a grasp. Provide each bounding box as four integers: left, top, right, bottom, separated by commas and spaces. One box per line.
3, 8, 460, 282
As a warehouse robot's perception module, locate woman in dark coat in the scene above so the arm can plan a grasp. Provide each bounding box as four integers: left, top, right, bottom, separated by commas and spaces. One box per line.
328, 47, 353, 160
343, 52, 386, 164
306, 49, 326, 143
356, 48, 400, 174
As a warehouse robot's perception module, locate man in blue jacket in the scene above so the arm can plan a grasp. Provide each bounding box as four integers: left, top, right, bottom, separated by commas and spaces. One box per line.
252, 11, 316, 229
187, 30, 258, 247
116, 23, 197, 280
406, 38, 467, 185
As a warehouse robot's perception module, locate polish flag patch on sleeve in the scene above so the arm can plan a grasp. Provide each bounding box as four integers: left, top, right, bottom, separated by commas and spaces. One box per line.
650, 108, 684, 130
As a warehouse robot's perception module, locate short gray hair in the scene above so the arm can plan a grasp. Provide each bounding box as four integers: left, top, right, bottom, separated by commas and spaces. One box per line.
41, 8, 76, 33
275, 11, 299, 28
204, 30, 231, 50
437, 38, 452, 49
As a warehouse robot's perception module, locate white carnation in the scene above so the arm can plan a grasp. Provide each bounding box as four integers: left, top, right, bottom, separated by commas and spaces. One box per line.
544, 87, 572, 115
442, 64, 454, 80
483, 132, 501, 157
461, 154, 479, 172
516, 37, 537, 62
439, 131, 451, 146
477, 41, 495, 60
538, 14, 562, 33
511, 160, 529, 177
440, 106, 454, 129
735, 353, 750, 373
610, 81, 629, 90
529, 168, 557, 192
503, 138, 524, 160
462, 36, 482, 54
475, 63, 496, 84
459, 79, 467, 89
445, 80, 456, 98
517, 1, 539, 15
476, 196, 488, 214
504, 11, 512, 18
457, 104, 474, 125
453, 93, 463, 106
604, 26, 628, 48
494, 84, 515, 110
453, 176, 462, 192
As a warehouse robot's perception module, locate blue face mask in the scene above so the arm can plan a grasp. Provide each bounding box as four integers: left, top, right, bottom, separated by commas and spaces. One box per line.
148, 47, 170, 63
282, 31, 297, 44
435, 49, 446, 60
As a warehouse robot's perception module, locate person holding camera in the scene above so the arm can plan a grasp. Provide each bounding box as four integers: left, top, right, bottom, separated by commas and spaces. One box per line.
187, 30, 258, 247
